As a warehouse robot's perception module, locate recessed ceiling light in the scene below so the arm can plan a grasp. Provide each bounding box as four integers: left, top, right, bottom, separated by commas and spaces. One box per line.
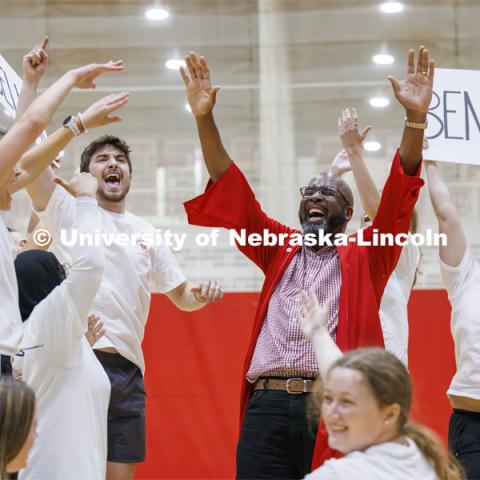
372, 54, 395, 65
369, 97, 390, 108
165, 59, 186, 70
145, 8, 169, 21
185, 103, 192, 113
380, 2, 404, 13
364, 141, 382, 152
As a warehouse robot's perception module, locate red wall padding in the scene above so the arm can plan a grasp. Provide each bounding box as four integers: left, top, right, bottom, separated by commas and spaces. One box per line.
136, 289, 455, 479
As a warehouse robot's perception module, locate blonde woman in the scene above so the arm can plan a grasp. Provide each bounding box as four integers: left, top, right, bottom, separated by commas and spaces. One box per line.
298, 291, 463, 480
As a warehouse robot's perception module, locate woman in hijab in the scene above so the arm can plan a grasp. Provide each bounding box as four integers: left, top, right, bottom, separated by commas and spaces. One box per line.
13, 172, 110, 480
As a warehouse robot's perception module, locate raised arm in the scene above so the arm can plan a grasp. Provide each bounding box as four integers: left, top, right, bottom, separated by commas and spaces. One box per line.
17, 91, 128, 207
425, 161, 467, 266
335, 108, 380, 220
54, 172, 104, 324
15, 37, 49, 120
298, 291, 342, 380
388, 46, 434, 175
0, 60, 124, 195
180, 52, 232, 182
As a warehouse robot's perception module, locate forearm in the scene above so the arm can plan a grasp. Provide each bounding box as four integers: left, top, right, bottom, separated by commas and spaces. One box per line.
11, 127, 73, 193
166, 281, 208, 312
15, 80, 38, 120
195, 113, 233, 182
65, 197, 105, 322
425, 162, 456, 221
346, 147, 380, 219
398, 111, 425, 175
311, 328, 343, 380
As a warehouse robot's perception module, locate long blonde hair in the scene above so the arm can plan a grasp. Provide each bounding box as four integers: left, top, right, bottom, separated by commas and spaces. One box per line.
0, 377, 35, 479
320, 348, 464, 480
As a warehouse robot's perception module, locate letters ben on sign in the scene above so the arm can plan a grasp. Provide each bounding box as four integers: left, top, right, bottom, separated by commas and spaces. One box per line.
425, 68, 480, 166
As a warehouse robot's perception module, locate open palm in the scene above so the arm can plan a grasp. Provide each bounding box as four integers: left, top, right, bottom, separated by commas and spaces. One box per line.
389, 47, 434, 114
180, 53, 219, 117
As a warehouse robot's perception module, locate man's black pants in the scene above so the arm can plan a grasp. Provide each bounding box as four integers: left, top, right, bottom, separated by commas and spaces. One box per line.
449, 409, 480, 480
236, 389, 318, 479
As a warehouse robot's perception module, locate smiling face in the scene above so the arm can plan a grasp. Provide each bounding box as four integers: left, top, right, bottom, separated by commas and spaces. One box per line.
321, 366, 401, 454
87, 144, 131, 204
299, 173, 353, 238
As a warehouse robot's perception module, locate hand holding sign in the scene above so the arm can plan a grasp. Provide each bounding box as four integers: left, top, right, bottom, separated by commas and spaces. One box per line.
388, 46, 435, 119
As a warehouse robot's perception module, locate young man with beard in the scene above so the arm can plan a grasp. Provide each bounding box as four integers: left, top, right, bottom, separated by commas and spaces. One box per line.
181, 46, 433, 479
26, 135, 224, 480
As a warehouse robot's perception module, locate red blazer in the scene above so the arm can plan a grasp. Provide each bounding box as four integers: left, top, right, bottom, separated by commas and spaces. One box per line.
184, 151, 423, 468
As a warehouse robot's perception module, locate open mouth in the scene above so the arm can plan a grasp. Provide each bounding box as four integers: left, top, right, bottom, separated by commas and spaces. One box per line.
307, 206, 327, 223
104, 172, 121, 189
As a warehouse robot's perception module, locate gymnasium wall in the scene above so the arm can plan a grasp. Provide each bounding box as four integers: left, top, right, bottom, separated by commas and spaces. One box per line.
136, 289, 455, 479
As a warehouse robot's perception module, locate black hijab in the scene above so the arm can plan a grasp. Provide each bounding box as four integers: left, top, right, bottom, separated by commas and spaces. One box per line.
15, 250, 66, 322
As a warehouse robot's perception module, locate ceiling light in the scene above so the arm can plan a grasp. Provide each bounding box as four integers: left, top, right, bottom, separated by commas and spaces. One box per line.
380, 2, 404, 13
185, 103, 192, 113
145, 8, 169, 21
165, 59, 186, 70
372, 54, 395, 65
364, 141, 382, 152
369, 96, 390, 108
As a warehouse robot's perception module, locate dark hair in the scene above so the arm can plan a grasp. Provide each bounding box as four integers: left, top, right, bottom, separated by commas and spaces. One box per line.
80, 135, 132, 174
6, 227, 15, 233
316, 348, 464, 480
0, 377, 35, 479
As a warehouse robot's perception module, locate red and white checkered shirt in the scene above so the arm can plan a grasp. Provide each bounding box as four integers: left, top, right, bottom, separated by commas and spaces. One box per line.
247, 245, 341, 382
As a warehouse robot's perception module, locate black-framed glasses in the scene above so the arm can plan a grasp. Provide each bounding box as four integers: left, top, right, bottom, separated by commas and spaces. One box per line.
299, 185, 350, 205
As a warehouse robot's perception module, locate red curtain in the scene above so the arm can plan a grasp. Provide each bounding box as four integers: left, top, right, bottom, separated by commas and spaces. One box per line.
136, 289, 455, 479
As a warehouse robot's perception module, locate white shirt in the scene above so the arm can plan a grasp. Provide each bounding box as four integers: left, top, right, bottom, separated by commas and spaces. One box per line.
36, 186, 186, 373
18, 197, 110, 480
440, 247, 480, 399
0, 213, 22, 355
379, 235, 420, 367
304, 437, 436, 480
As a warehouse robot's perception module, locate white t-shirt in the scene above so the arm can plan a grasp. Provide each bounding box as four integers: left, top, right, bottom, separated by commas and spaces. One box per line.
379, 235, 420, 367
0, 213, 22, 355
304, 437, 436, 480
440, 247, 480, 399
18, 197, 110, 480
36, 186, 186, 372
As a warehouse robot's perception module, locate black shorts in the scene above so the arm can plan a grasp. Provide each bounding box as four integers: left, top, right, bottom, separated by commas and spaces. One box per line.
94, 350, 146, 463
448, 409, 480, 479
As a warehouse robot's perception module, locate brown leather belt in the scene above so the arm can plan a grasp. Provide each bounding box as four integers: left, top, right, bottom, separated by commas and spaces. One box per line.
254, 377, 316, 394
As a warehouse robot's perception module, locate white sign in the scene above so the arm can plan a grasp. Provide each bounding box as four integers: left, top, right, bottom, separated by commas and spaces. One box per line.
0, 54, 47, 142
425, 68, 480, 165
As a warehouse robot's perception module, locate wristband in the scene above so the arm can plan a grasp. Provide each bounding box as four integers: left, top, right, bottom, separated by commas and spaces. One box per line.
405, 117, 428, 130
63, 114, 82, 136
77, 112, 88, 134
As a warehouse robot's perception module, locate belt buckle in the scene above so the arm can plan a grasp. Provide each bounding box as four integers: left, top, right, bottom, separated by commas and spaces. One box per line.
286, 377, 306, 395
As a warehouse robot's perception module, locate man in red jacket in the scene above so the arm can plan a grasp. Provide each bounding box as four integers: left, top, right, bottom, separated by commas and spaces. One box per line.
181, 47, 433, 479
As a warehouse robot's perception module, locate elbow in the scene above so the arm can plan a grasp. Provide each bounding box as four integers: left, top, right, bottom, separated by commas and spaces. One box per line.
21, 112, 46, 134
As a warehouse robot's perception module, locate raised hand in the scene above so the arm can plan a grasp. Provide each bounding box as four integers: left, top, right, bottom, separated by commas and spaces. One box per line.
53, 171, 98, 198
191, 280, 224, 304
330, 150, 351, 176
297, 290, 331, 341
81, 91, 129, 129
338, 107, 372, 154
68, 60, 124, 89
388, 46, 435, 117
180, 52, 219, 117
23, 36, 49, 84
